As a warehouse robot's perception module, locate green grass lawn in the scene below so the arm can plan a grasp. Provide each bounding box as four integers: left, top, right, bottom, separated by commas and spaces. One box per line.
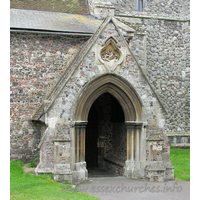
10, 148, 189, 199
170, 148, 190, 181
10, 160, 99, 200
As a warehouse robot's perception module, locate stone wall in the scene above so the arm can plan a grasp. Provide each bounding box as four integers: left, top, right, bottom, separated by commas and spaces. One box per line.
89, 0, 190, 18
10, 14, 190, 162
112, 122, 126, 160
144, 19, 190, 134
167, 132, 190, 148
10, 32, 88, 161
96, 93, 127, 161
116, 16, 190, 136
142, 0, 190, 17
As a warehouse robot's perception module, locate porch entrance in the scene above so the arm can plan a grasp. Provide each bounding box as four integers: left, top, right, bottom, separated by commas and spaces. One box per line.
74, 75, 143, 180
85, 93, 126, 176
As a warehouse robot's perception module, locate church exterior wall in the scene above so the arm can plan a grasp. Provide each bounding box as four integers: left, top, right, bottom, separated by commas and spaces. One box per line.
145, 18, 190, 133
10, 32, 89, 161
88, 0, 190, 18
115, 16, 190, 135
10, 1, 190, 166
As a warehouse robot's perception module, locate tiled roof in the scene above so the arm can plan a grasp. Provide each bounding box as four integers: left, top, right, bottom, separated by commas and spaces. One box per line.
10, 9, 102, 34
10, 0, 89, 15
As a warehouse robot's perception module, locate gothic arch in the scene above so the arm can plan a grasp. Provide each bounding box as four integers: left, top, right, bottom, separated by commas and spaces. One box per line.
73, 74, 144, 169
75, 74, 143, 122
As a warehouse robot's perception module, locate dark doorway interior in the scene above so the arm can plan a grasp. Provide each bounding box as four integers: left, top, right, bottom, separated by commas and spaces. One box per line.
85, 104, 99, 168
85, 93, 126, 176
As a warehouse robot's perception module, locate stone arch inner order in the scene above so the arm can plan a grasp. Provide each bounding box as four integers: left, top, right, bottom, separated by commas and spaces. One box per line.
74, 74, 143, 178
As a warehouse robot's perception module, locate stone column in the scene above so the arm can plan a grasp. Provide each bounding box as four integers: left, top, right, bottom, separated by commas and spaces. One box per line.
80, 125, 86, 162
74, 121, 87, 162
135, 126, 141, 161
126, 122, 135, 161
73, 121, 88, 183
124, 121, 142, 179
75, 125, 80, 163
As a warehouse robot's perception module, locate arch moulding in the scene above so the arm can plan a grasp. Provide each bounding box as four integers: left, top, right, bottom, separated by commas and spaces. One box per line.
75, 74, 143, 122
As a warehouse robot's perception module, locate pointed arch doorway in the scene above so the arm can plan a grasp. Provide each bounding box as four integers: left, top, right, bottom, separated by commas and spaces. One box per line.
74, 75, 144, 180
85, 92, 126, 176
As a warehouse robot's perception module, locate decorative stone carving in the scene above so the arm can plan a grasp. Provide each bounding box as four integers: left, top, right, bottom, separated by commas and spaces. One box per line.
101, 49, 119, 62
98, 37, 125, 71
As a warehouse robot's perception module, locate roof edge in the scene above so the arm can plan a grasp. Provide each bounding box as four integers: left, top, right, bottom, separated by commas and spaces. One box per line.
32, 16, 167, 121
32, 16, 112, 120
10, 28, 94, 36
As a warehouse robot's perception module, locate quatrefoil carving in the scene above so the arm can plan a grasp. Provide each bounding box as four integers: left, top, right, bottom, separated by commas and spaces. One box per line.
98, 37, 123, 71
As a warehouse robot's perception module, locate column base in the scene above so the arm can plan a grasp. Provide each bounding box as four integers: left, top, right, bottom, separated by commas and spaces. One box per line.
123, 160, 142, 179
72, 162, 88, 184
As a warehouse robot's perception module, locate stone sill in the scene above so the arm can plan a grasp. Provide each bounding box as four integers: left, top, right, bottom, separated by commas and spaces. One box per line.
171, 143, 190, 147
166, 132, 190, 137
95, 5, 115, 9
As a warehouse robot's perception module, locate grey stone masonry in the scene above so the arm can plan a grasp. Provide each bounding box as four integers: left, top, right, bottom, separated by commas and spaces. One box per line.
34, 17, 175, 183
10, 0, 189, 184
89, 0, 190, 19
10, 33, 89, 161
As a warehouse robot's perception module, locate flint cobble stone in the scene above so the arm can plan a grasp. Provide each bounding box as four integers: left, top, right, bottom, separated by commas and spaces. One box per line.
10, 32, 88, 161
10, 12, 190, 161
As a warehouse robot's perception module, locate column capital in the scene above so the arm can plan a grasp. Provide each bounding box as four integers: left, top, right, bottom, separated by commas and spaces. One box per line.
75, 121, 88, 128
125, 121, 143, 128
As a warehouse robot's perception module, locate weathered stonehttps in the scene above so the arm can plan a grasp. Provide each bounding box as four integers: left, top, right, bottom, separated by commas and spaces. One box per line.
10, 0, 190, 183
